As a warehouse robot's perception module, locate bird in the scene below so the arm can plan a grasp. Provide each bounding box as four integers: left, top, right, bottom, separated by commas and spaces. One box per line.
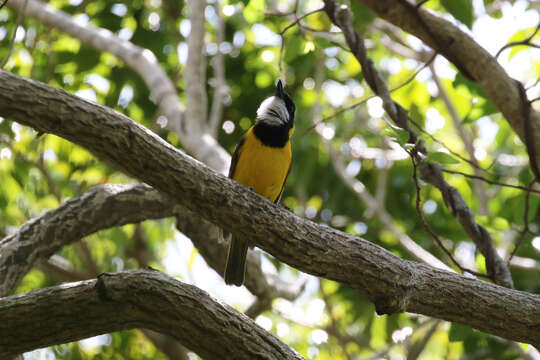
224, 79, 296, 286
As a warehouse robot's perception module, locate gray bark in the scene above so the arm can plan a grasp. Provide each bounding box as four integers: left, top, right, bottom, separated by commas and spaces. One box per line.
0, 269, 304, 359
0, 70, 538, 346
355, 0, 540, 175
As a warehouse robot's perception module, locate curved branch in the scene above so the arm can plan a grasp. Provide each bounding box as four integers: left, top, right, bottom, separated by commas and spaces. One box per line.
323, 0, 513, 287
0, 71, 538, 345
0, 270, 304, 359
354, 0, 540, 175
6, 0, 229, 174
0, 182, 301, 305
1, 0, 304, 306
0, 184, 175, 296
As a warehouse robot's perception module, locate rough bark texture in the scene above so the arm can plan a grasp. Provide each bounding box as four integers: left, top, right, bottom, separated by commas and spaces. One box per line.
0, 270, 304, 359
0, 182, 299, 305
0, 70, 538, 345
355, 0, 540, 175
0, 184, 175, 297
6, 0, 230, 174
324, 0, 513, 288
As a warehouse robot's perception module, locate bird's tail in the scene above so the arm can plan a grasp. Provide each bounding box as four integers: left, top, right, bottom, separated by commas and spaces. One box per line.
224, 236, 248, 286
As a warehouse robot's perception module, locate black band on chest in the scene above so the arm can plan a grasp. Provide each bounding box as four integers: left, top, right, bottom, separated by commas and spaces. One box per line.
253, 122, 290, 148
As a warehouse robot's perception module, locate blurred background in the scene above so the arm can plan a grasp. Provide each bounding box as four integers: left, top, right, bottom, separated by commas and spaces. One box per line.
0, 0, 539, 358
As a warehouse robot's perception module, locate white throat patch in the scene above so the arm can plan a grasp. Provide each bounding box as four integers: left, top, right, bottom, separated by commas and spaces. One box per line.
256, 96, 289, 126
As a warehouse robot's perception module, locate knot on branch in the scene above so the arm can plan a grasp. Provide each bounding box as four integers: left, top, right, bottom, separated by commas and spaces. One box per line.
96, 273, 113, 301
373, 296, 406, 316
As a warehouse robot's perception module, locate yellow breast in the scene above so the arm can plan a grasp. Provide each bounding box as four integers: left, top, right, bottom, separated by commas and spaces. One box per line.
232, 127, 292, 202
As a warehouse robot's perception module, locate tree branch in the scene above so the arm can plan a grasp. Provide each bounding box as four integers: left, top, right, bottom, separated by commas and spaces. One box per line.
0, 269, 304, 359
0, 183, 175, 297
0, 70, 538, 345
429, 63, 490, 216
38, 251, 191, 360
208, 0, 228, 137
323, 0, 513, 288
354, 0, 540, 175
0, 181, 301, 307
6, 0, 229, 174
185, 0, 208, 132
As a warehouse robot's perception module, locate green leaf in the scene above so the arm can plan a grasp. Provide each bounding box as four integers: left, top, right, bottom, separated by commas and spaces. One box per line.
381, 127, 410, 146
449, 323, 475, 342
441, 0, 474, 28
426, 152, 460, 165
284, 36, 304, 62
350, 2, 376, 29
453, 73, 499, 123
507, 27, 538, 60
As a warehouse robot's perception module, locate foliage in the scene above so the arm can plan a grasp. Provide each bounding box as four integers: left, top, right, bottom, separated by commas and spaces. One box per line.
1, 0, 539, 359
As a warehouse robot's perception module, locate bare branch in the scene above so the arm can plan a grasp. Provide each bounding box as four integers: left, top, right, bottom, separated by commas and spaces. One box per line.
0, 0, 27, 68
37, 253, 191, 360
0, 70, 538, 345
430, 63, 490, 216
354, 0, 540, 176
0, 270, 305, 359
0, 0, 9, 10
185, 0, 208, 132
411, 156, 487, 278
441, 169, 540, 194
310, 51, 449, 271
6, 0, 229, 174
208, 0, 228, 137
323, 0, 513, 287
495, 22, 540, 59
0, 183, 176, 297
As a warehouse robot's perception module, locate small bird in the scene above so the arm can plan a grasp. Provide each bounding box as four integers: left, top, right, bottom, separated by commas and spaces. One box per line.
224, 79, 296, 286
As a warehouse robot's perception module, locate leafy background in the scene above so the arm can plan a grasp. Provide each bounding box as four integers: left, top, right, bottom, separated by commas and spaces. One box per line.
0, 0, 539, 358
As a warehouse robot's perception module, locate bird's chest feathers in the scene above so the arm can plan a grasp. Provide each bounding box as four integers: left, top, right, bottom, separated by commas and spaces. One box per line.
233, 128, 292, 201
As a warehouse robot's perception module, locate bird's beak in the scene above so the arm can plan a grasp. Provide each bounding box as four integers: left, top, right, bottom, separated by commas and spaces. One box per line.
275, 79, 285, 99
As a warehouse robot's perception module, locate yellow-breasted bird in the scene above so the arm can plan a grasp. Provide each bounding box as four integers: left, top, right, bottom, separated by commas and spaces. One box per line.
224, 79, 296, 286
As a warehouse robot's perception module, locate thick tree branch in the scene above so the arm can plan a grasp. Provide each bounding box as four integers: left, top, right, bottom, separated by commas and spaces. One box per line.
323, 0, 513, 288
38, 251, 191, 360
0, 182, 300, 306
3, 0, 302, 305
6, 0, 229, 174
311, 51, 449, 271
0, 71, 538, 345
354, 0, 540, 175
0, 183, 175, 297
0, 270, 304, 359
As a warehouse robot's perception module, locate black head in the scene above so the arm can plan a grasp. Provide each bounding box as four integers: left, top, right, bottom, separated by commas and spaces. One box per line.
275, 79, 295, 128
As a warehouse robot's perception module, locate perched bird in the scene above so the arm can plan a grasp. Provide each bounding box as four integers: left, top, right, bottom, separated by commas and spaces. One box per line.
224, 79, 296, 286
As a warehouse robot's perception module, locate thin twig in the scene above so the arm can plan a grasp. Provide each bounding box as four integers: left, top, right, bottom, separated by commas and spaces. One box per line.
301, 52, 436, 137
0, 0, 28, 69
409, 117, 497, 176
279, 7, 325, 36
430, 62, 489, 215
277, 6, 327, 74
507, 178, 537, 263
440, 169, 540, 194
410, 154, 490, 279
495, 22, 540, 59
208, 0, 227, 137
0, 0, 9, 11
